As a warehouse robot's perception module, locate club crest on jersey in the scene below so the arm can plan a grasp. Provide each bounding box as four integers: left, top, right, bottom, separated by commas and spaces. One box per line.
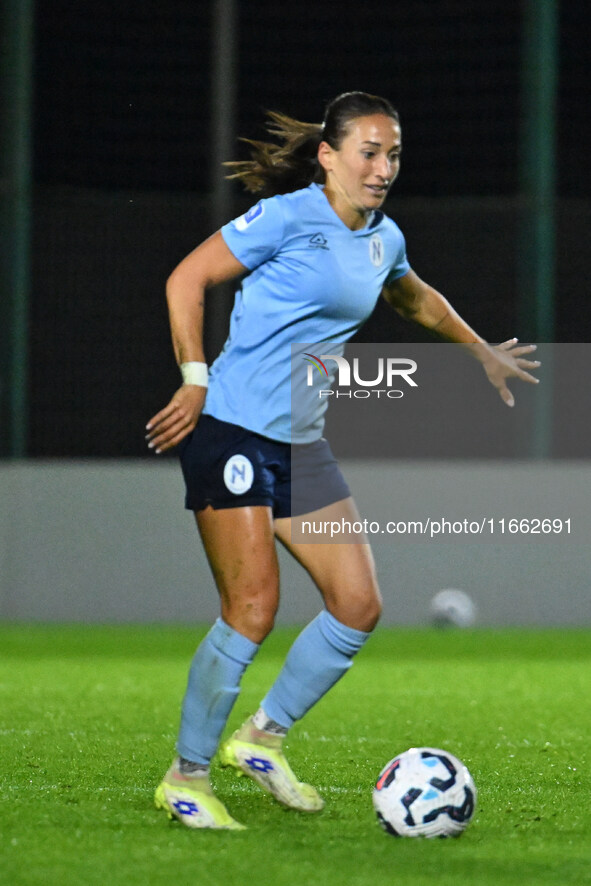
235, 202, 264, 231
223, 454, 254, 495
369, 234, 384, 267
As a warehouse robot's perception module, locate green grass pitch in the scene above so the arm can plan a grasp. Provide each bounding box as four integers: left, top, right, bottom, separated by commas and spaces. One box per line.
1, 625, 590, 886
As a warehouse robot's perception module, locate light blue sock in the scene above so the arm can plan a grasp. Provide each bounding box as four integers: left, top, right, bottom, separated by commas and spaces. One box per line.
261, 610, 370, 729
177, 618, 259, 764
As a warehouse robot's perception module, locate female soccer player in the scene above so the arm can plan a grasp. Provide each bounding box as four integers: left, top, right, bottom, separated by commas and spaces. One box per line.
146, 92, 539, 830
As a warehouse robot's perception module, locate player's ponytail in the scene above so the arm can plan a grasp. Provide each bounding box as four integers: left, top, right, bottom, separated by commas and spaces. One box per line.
225, 92, 399, 198
225, 112, 323, 196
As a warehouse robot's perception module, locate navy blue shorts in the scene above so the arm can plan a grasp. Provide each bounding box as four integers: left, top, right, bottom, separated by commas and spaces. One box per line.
178, 414, 350, 518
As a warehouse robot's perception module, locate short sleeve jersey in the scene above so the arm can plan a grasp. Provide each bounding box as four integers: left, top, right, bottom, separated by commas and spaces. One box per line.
203, 183, 410, 443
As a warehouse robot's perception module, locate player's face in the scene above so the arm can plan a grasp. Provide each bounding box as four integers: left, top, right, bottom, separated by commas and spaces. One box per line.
319, 114, 401, 227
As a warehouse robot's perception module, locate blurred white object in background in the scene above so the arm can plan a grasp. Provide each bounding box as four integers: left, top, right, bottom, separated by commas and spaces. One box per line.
430, 588, 477, 628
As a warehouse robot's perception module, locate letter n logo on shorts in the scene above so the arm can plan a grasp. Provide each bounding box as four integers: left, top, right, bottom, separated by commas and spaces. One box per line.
223, 454, 254, 495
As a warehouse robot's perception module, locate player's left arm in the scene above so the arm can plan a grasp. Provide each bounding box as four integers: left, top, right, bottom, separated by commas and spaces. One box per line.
382, 269, 540, 407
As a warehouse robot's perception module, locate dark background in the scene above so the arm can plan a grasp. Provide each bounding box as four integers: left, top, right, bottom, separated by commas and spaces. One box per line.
29, 0, 589, 456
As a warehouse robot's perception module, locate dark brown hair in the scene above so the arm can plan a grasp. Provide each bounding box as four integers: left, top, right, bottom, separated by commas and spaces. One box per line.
225, 91, 399, 198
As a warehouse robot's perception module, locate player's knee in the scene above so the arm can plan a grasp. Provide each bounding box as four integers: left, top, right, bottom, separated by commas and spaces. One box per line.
361, 590, 382, 632
244, 605, 277, 642
223, 595, 278, 644
328, 584, 382, 633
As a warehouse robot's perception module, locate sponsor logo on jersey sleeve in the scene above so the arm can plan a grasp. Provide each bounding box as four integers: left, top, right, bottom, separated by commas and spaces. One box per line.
235, 202, 264, 231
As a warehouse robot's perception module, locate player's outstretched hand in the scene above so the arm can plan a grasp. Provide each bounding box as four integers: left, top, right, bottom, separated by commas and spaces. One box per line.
481, 338, 541, 407
146, 385, 206, 453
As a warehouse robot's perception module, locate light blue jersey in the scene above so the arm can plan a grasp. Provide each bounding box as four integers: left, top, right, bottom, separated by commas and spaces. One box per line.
203, 183, 410, 443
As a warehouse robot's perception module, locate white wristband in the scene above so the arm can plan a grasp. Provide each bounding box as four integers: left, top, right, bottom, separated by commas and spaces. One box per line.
180, 361, 209, 387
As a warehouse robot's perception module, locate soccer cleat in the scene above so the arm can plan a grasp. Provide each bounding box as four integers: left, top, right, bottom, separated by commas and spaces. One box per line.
154, 763, 245, 830
218, 725, 324, 813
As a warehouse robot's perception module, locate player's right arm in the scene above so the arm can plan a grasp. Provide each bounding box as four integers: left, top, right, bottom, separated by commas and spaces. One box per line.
146, 231, 247, 453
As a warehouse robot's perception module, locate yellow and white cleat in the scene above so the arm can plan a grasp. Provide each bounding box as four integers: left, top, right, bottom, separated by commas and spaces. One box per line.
154, 764, 245, 830
219, 727, 324, 813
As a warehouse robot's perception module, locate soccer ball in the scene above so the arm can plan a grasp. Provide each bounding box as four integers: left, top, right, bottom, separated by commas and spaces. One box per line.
430, 588, 477, 628
373, 747, 477, 838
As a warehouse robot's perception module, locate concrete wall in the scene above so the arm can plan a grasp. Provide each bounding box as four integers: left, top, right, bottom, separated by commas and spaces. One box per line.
0, 460, 589, 626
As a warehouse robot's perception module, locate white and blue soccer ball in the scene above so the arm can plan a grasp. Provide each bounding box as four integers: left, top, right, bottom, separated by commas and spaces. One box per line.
373, 747, 477, 838
430, 588, 477, 628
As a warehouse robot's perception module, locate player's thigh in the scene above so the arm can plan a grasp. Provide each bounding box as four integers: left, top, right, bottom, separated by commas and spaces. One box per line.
274, 497, 382, 631
196, 504, 280, 641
